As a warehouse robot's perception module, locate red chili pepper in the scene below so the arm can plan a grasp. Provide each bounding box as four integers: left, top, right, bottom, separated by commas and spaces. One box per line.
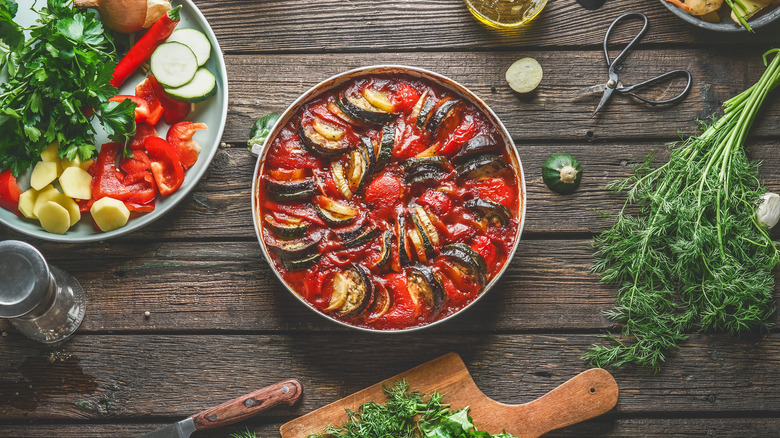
91, 143, 134, 201
144, 136, 185, 196
109, 95, 150, 123
0, 169, 22, 214
149, 74, 190, 124
119, 149, 152, 175
167, 121, 207, 169
110, 7, 181, 88
130, 123, 159, 150
134, 77, 165, 126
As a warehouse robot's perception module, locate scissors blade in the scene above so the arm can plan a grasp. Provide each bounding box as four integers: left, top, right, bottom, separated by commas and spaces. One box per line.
593, 85, 616, 115
573, 83, 607, 98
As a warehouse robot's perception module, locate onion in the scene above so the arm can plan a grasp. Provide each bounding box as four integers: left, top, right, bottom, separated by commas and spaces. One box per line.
73, 0, 172, 34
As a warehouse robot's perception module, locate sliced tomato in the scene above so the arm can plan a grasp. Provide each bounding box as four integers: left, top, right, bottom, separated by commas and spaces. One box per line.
266, 135, 321, 170
149, 74, 191, 124
144, 137, 185, 196
0, 169, 22, 214
392, 83, 421, 114
417, 189, 452, 216
392, 118, 427, 160
134, 76, 165, 125
130, 123, 159, 150
438, 115, 476, 156
167, 121, 207, 169
471, 235, 498, 274
119, 150, 151, 175
109, 95, 150, 123
364, 172, 403, 222
467, 177, 514, 206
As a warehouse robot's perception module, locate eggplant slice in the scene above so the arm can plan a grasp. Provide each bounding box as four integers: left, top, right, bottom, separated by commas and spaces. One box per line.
338, 91, 396, 125
425, 98, 462, 136
416, 93, 437, 129
465, 198, 513, 227
374, 228, 393, 269
376, 123, 395, 170
282, 253, 322, 271
452, 133, 499, 163
267, 236, 320, 261
410, 208, 437, 261
264, 214, 309, 240
440, 243, 487, 288
299, 118, 350, 157
326, 264, 374, 317
313, 196, 358, 226
407, 264, 445, 314
456, 154, 510, 180
265, 177, 316, 202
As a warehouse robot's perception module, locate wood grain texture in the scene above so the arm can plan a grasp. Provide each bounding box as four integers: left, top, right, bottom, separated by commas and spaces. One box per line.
192, 0, 780, 54
220, 49, 780, 143
0, 334, 778, 421
2, 418, 780, 438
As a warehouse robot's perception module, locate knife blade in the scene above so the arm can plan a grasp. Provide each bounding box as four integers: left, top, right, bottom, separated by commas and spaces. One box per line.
137, 379, 303, 438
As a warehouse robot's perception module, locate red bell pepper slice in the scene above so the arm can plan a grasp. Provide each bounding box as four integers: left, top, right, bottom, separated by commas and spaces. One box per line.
135, 78, 165, 126
167, 121, 207, 169
0, 169, 22, 214
109, 95, 150, 123
111, 7, 181, 88
92, 143, 134, 201
119, 150, 152, 175
124, 200, 156, 213
123, 171, 157, 205
130, 123, 159, 150
144, 137, 185, 196
149, 75, 191, 124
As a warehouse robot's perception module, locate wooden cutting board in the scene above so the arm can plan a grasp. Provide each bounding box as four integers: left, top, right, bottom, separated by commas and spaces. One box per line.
281, 353, 619, 438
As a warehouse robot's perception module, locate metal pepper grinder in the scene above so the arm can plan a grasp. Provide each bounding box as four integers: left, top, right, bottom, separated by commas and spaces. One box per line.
0, 240, 85, 343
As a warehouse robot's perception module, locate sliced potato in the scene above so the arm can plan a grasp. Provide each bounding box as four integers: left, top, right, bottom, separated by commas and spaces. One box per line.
37, 201, 71, 234
506, 57, 543, 94
59, 166, 92, 200
80, 159, 94, 171
40, 142, 60, 163
61, 155, 82, 169
30, 161, 59, 190
50, 193, 81, 227
91, 197, 130, 232
18, 188, 38, 219
32, 185, 61, 217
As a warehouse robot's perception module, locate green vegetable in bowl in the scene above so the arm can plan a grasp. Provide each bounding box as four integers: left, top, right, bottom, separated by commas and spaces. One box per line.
248, 113, 281, 156
542, 153, 582, 194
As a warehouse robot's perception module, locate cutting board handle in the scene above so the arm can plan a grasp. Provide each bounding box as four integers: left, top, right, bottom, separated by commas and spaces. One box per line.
516, 368, 618, 437
192, 379, 303, 430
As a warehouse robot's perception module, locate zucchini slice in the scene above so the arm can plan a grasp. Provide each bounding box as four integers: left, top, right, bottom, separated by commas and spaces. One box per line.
456, 154, 510, 180
416, 94, 437, 129
335, 216, 368, 242
376, 123, 395, 170
327, 101, 372, 128
440, 243, 487, 287
312, 117, 345, 141
451, 133, 499, 163
403, 155, 448, 168
404, 156, 449, 185
313, 195, 358, 225
374, 228, 393, 269
407, 264, 445, 314
360, 136, 377, 175
343, 226, 379, 248
409, 90, 429, 125
410, 208, 436, 261
163, 68, 217, 103
345, 147, 369, 194
413, 206, 439, 246
298, 119, 350, 157
325, 264, 374, 317
407, 223, 429, 263
264, 214, 309, 240
396, 213, 411, 267
150, 42, 198, 88
465, 198, 513, 227
265, 177, 316, 202
331, 162, 353, 200
267, 236, 320, 261
167, 28, 212, 67
339, 91, 396, 125
425, 99, 462, 136
282, 253, 321, 271
362, 88, 395, 112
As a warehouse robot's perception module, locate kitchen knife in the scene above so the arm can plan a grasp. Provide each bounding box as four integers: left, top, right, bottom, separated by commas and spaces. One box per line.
138, 379, 302, 438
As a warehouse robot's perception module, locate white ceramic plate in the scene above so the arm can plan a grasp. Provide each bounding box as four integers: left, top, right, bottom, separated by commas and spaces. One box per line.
0, 0, 228, 242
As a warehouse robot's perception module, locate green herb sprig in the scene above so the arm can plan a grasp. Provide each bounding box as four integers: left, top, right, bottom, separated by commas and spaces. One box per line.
0, 0, 136, 176
586, 49, 780, 371
309, 380, 518, 438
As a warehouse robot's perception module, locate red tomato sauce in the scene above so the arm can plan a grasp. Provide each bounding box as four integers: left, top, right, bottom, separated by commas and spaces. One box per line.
258, 74, 523, 330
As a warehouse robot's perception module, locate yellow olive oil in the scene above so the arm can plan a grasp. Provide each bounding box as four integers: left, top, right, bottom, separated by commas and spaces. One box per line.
464, 0, 548, 28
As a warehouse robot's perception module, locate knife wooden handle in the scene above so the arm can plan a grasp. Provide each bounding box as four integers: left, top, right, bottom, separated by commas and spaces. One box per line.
192, 379, 303, 430
515, 368, 618, 438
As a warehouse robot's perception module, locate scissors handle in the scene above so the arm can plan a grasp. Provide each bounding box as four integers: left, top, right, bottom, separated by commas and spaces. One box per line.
617, 69, 693, 105
603, 12, 649, 71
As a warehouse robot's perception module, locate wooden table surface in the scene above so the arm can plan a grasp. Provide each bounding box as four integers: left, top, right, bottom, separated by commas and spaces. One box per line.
2, 1, 780, 436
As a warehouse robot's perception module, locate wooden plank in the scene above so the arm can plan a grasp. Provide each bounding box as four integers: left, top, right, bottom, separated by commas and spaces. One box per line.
2, 417, 780, 438
1, 333, 779, 420
220, 49, 780, 143
194, 0, 779, 53
5, 139, 780, 241
2, 238, 776, 333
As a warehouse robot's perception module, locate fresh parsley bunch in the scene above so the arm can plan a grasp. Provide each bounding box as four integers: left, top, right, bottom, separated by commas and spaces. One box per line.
0, 0, 136, 176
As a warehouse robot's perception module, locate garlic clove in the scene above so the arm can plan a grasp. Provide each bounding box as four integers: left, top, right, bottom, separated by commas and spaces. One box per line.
144, 0, 173, 29
756, 192, 780, 228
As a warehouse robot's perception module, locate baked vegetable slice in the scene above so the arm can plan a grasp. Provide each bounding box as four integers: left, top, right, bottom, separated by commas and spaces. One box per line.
440, 243, 487, 287
456, 154, 510, 180
374, 228, 393, 269
325, 264, 374, 317
416, 93, 437, 129
410, 207, 437, 261
264, 214, 308, 240
452, 133, 499, 163
425, 98, 461, 136
407, 264, 445, 314
264, 177, 316, 202
465, 198, 513, 227
396, 213, 412, 267
266, 236, 320, 261
313, 195, 358, 225
338, 91, 396, 125
298, 118, 350, 157
542, 153, 582, 194
282, 253, 321, 271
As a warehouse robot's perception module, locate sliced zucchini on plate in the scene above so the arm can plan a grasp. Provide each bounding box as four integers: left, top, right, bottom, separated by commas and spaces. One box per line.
150, 41, 198, 88
164, 68, 217, 103
166, 28, 212, 67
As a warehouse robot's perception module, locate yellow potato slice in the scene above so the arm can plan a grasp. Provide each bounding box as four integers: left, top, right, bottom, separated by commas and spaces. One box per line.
50, 193, 81, 227
37, 201, 71, 234
60, 155, 82, 169
59, 166, 92, 200
91, 197, 130, 232
32, 185, 60, 217
18, 188, 38, 219
80, 159, 94, 171
30, 161, 59, 191
40, 142, 63, 177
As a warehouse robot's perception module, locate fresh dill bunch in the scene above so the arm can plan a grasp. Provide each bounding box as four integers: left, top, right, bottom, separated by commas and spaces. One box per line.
230, 429, 258, 438
587, 49, 780, 372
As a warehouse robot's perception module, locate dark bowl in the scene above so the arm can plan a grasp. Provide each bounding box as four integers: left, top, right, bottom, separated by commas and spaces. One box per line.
660, 0, 780, 32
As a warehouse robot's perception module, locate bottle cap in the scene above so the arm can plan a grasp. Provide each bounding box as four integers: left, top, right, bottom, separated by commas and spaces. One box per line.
0, 240, 51, 318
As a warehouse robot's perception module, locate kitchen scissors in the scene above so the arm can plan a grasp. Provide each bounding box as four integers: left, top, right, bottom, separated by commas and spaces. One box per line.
576, 12, 693, 115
